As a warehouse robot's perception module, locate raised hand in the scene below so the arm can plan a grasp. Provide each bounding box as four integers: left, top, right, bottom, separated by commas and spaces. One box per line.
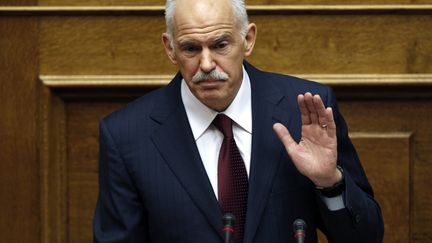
273, 92, 342, 188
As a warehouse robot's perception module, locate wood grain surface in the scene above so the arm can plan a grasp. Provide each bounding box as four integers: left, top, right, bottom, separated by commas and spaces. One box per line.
1, 1, 432, 242
35, 0, 432, 6
45, 84, 432, 243
340, 100, 432, 243
38, 14, 432, 75
0, 16, 40, 242
352, 133, 411, 243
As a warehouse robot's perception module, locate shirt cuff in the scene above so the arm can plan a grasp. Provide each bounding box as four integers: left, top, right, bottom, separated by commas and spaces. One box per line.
320, 195, 345, 211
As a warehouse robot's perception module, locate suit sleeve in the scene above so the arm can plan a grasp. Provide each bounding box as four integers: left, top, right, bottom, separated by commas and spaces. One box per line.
93, 120, 149, 243
317, 87, 384, 243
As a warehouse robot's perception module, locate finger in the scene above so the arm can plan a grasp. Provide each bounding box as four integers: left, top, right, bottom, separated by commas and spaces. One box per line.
312, 94, 328, 126
304, 92, 319, 124
273, 123, 297, 154
325, 107, 337, 138
297, 94, 311, 125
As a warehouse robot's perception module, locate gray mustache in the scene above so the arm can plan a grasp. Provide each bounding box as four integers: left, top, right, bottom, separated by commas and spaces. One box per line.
192, 70, 229, 83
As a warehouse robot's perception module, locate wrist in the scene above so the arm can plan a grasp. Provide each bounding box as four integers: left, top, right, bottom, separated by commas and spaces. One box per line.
316, 165, 345, 198
315, 165, 343, 188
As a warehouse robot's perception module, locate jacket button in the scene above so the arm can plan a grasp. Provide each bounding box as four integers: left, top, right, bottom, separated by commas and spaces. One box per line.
354, 214, 361, 224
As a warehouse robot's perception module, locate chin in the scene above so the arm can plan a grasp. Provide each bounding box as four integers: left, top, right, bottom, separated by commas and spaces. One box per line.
200, 95, 224, 104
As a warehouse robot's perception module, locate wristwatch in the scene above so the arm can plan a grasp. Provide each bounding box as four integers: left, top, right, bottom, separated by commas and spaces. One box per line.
316, 165, 345, 198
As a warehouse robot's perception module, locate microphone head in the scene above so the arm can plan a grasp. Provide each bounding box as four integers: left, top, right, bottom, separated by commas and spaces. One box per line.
293, 219, 307, 232
222, 213, 236, 228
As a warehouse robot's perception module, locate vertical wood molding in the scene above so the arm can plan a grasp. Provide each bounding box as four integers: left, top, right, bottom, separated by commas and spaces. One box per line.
40, 84, 67, 243
409, 131, 415, 242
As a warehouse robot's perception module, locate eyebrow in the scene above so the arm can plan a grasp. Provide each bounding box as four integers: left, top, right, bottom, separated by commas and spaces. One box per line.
210, 33, 232, 43
177, 40, 199, 48
177, 32, 233, 47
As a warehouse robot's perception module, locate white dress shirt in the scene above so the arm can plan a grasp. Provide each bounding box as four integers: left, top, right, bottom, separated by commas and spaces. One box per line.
181, 66, 252, 199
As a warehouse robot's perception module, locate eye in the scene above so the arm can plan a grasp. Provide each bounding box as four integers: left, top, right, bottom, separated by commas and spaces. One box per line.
214, 41, 228, 50
182, 45, 200, 53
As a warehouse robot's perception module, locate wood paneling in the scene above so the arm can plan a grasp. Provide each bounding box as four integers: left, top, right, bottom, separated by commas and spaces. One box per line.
0, 16, 39, 242
38, 75, 432, 243
66, 100, 128, 243
39, 16, 173, 75
352, 133, 412, 243
339, 100, 432, 243
40, 74, 432, 88
1, 1, 432, 242
35, 0, 432, 6
39, 82, 157, 243
38, 13, 432, 75
40, 85, 67, 243
0, 0, 35, 6
251, 15, 432, 74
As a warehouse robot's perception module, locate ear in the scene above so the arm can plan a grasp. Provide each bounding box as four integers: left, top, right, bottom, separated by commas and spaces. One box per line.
162, 33, 178, 64
244, 23, 257, 57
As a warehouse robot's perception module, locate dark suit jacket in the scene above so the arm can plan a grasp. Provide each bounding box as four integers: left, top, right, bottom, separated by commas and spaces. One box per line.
93, 62, 384, 243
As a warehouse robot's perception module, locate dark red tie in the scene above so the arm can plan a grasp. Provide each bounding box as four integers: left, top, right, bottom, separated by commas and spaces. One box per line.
213, 114, 248, 243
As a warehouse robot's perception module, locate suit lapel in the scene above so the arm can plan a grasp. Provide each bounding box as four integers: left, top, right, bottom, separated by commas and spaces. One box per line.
243, 63, 293, 243
150, 75, 223, 239
149, 64, 297, 242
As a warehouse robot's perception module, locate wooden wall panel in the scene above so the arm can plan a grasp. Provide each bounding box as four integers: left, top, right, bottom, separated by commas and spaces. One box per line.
36, 0, 432, 6
39, 16, 174, 75
42, 81, 431, 243
66, 100, 129, 243
250, 15, 432, 74
339, 100, 432, 243
40, 85, 68, 243
38, 0, 163, 5
1, 2, 432, 242
351, 133, 412, 243
0, 0, 35, 5
39, 14, 432, 75
0, 16, 40, 242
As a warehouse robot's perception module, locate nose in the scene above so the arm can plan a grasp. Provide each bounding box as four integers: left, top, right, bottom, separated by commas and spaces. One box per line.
199, 48, 216, 73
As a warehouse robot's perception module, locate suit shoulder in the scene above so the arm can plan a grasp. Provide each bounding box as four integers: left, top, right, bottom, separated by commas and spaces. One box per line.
100, 87, 164, 129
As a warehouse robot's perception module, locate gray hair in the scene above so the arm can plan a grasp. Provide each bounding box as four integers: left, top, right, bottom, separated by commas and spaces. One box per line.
165, 0, 249, 47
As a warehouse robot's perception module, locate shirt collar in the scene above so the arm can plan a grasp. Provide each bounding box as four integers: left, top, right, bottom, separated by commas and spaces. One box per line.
181, 66, 252, 140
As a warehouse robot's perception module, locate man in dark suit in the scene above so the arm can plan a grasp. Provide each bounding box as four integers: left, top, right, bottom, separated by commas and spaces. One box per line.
93, 0, 384, 242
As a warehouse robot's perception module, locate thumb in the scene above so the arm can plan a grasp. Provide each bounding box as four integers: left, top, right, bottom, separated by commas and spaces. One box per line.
273, 123, 297, 154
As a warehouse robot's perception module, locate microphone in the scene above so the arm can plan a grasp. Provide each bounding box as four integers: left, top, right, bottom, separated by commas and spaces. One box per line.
293, 219, 307, 243
222, 213, 235, 243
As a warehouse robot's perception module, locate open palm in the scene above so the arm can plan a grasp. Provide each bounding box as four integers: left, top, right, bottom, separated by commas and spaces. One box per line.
273, 92, 341, 188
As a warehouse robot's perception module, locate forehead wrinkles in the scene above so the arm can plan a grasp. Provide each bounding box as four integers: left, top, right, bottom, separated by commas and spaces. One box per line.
175, 23, 236, 42
176, 23, 235, 36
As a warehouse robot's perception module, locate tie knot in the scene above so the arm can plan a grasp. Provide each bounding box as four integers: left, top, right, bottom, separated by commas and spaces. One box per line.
213, 114, 233, 138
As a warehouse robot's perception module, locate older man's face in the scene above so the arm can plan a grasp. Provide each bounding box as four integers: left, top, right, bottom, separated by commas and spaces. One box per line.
162, 0, 256, 111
